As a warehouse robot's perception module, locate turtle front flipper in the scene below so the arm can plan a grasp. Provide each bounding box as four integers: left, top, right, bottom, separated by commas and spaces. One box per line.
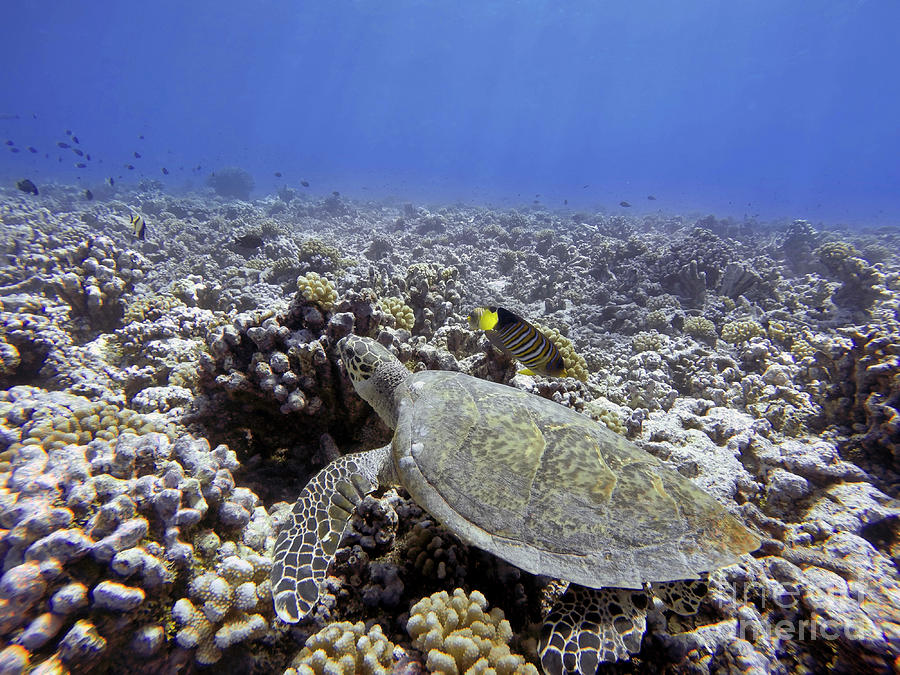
540, 585, 650, 675
270, 446, 389, 623
650, 577, 709, 615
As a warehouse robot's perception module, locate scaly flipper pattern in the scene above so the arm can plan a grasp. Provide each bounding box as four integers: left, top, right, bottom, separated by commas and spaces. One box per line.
270, 446, 388, 623
540, 584, 650, 674
650, 577, 709, 615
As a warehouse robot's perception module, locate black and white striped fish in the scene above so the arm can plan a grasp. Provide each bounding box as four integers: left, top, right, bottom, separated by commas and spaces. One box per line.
468, 306, 567, 377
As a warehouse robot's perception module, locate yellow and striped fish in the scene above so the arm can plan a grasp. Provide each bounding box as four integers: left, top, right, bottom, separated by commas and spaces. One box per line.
130, 213, 146, 240
468, 306, 567, 377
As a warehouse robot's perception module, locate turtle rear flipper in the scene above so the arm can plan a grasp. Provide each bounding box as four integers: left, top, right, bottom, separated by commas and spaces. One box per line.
540, 585, 650, 674
270, 447, 388, 623
650, 577, 709, 616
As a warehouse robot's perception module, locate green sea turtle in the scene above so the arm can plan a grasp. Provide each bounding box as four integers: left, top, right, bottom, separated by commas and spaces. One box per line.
271, 335, 760, 674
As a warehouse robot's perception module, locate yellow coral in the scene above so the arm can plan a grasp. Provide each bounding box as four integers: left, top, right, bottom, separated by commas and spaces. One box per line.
379, 296, 416, 332
296, 272, 338, 311
123, 294, 185, 324
584, 398, 627, 435
287, 621, 395, 675
683, 316, 717, 340
407, 588, 538, 675
632, 331, 665, 353
720, 320, 765, 344
1, 389, 171, 454
534, 324, 588, 382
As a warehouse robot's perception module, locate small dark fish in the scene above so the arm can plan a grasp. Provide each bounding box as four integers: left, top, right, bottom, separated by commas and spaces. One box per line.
84, 189, 93, 200
85, 154, 91, 160
131, 214, 146, 240
108, 177, 115, 186
564, 199, 568, 205
647, 195, 656, 200
72, 136, 80, 144
619, 201, 631, 207
75, 162, 87, 168
126, 164, 135, 170
134, 151, 141, 159
301, 180, 309, 187
57, 141, 70, 149
0, 114, 20, 120
234, 233, 263, 248
161, 167, 169, 175
533, 200, 539, 204
27, 146, 38, 153
10, 147, 20, 153
332, 191, 340, 197
274, 172, 282, 177
582, 184, 589, 188
16, 179, 38, 195
5, 140, 14, 146
73, 148, 84, 157
66, 129, 72, 135
139, 134, 145, 140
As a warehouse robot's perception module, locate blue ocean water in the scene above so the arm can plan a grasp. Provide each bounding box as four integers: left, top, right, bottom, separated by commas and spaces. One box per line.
1, 0, 898, 225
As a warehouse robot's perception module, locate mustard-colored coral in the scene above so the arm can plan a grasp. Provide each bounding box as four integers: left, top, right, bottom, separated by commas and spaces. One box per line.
122, 294, 185, 324
286, 621, 396, 675
632, 331, 665, 353
720, 320, 765, 344
535, 324, 588, 382
584, 398, 627, 435
296, 272, 338, 311
683, 316, 717, 340
379, 296, 416, 332
2, 389, 170, 454
298, 238, 348, 272
407, 588, 538, 675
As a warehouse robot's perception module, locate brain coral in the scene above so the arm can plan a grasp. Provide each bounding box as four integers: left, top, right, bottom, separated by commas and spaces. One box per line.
407, 588, 538, 675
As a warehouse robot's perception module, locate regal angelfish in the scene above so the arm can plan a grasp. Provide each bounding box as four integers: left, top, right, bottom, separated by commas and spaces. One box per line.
468, 306, 567, 377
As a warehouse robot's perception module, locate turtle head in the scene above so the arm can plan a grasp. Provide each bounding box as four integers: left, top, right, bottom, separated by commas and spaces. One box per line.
337, 335, 408, 428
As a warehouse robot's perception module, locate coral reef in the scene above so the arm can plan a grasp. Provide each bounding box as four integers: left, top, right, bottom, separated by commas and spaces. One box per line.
1, 184, 899, 673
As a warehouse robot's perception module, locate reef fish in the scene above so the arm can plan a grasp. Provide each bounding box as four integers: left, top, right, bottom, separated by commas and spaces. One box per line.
16, 178, 38, 195
84, 189, 93, 201
468, 306, 567, 377
131, 213, 146, 240
619, 201, 631, 207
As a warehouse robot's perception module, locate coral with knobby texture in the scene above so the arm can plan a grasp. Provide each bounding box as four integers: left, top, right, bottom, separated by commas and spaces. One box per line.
720, 319, 766, 344
535, 324, 588, 382
815, 241, 886, 310
47, 236, 148, 331
378, 296, 415, 332
0, 386, 274, 671
298, 238, 349, 273
297, 272, 338, 311
583, 397, 627, 435
683, 315, 717, 341
631, 330, 666, 354
407, 588, 538, 675
285, 620, 396, 675
822, 328, 900, 471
